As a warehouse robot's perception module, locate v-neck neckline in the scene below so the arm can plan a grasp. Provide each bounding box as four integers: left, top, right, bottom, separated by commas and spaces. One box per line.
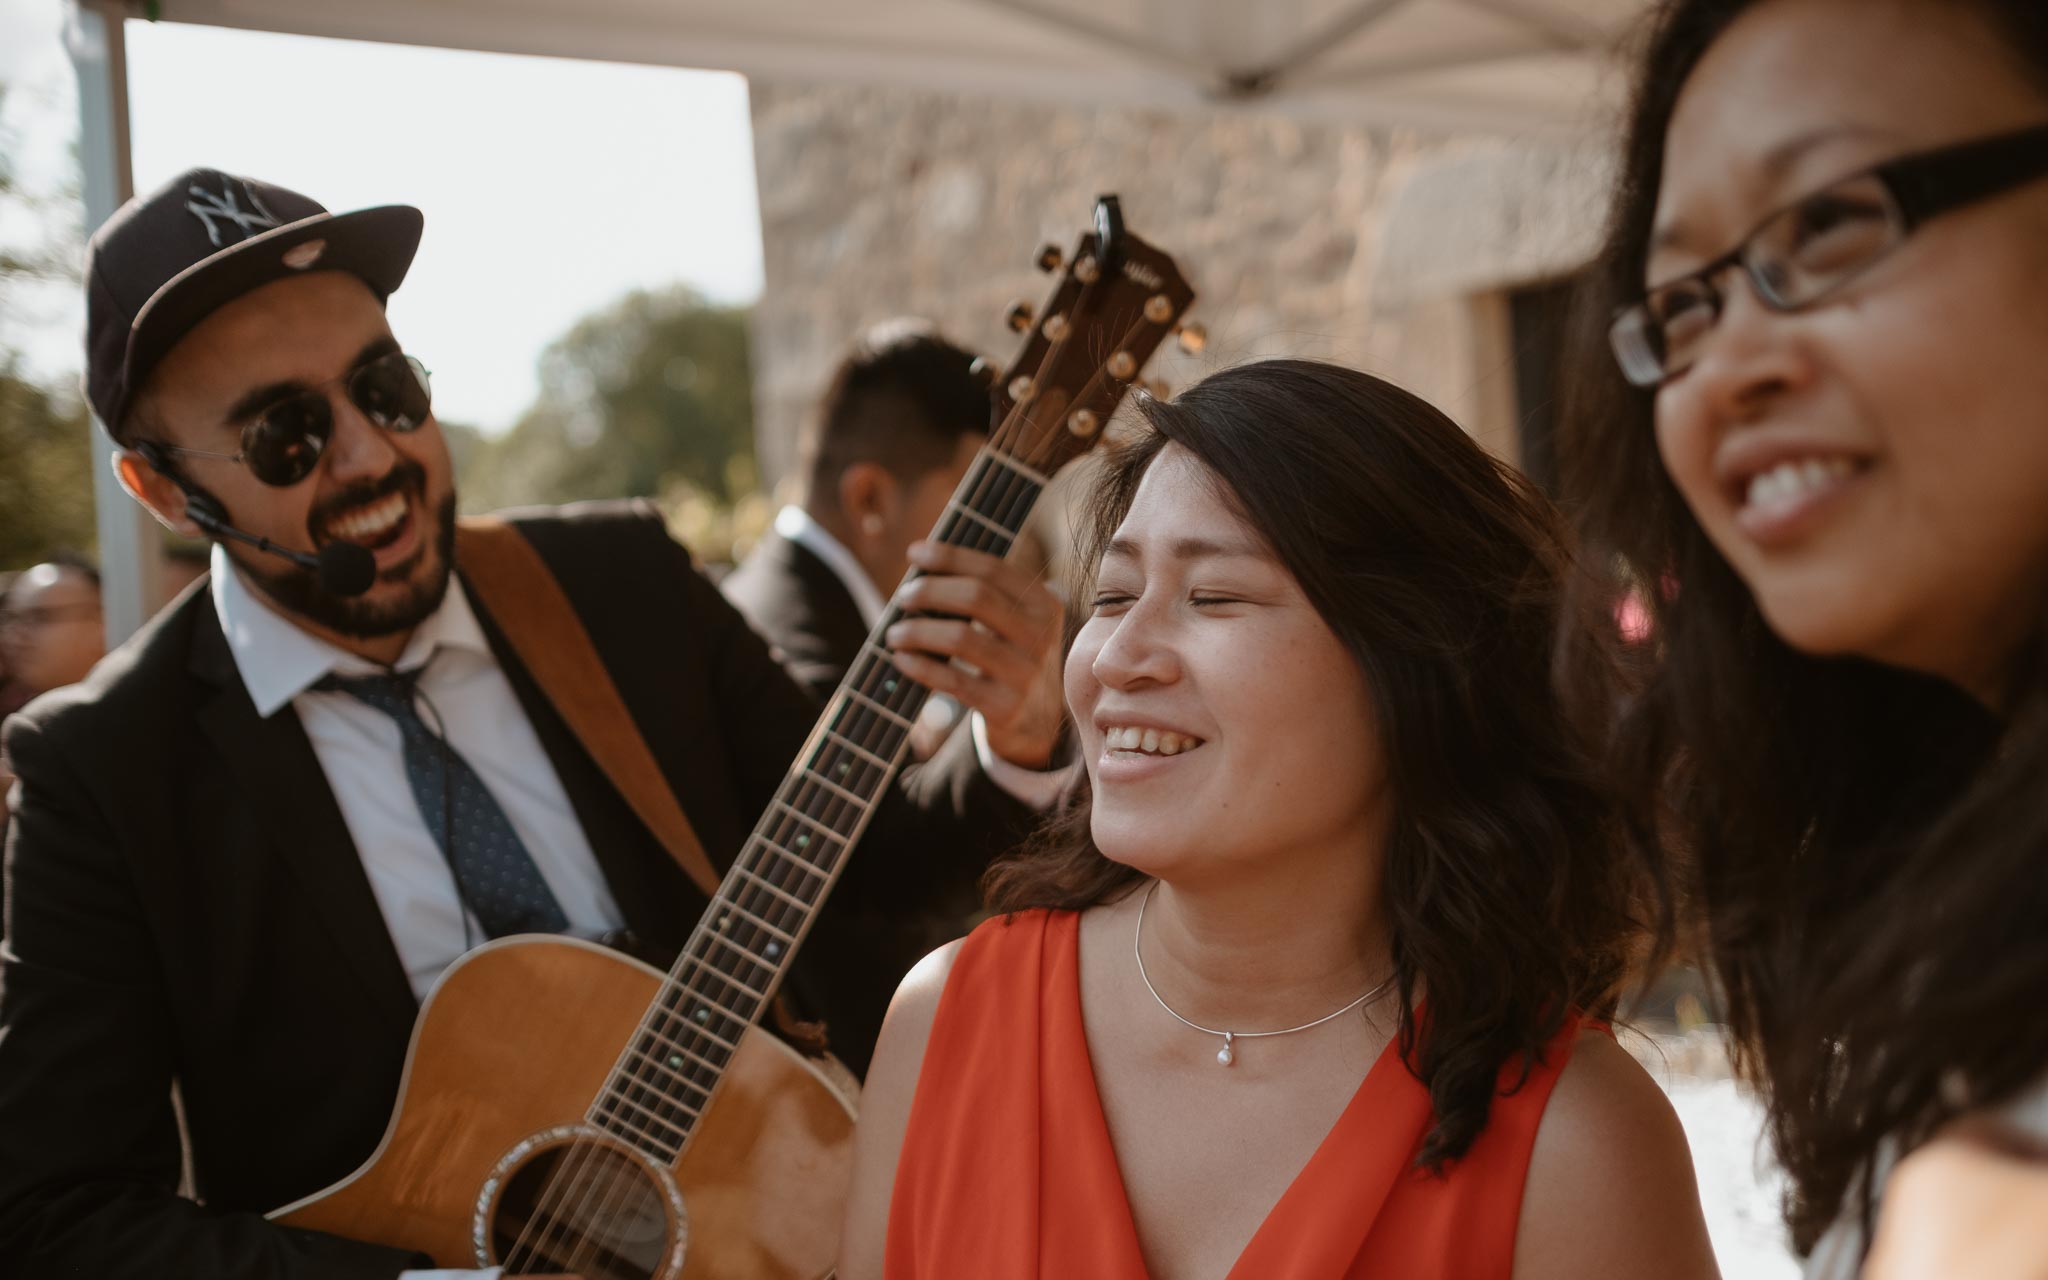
1062, 909, 1417, 1280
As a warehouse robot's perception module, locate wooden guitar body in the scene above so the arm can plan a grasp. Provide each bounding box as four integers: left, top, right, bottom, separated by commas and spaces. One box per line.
271, 936, 855, 1278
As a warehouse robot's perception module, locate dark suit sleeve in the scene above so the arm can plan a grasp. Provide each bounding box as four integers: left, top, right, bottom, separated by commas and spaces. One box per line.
0, 712, 427, 1280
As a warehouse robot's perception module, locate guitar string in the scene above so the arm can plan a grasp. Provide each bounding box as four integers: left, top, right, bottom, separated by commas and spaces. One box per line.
517, 446, 1045, 1275
504, 438, 1048, 1273
521, 415, 1067, 1273
544, 443, 1046, 1274
509, 268, 1146, 1272
527, 271, 1140, 1273
530, 440, 1049, 1276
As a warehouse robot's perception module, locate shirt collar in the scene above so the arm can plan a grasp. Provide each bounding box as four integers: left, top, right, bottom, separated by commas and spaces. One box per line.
210, 541, 492, 717
774, 504, 887, 629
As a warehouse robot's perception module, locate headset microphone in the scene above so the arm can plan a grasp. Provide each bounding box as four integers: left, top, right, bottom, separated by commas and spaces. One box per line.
183, 497, 378, 598
135, 443, 379, 597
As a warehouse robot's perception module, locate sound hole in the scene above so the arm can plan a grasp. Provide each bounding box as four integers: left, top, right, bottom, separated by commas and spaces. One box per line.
491, 1139, 676, 1279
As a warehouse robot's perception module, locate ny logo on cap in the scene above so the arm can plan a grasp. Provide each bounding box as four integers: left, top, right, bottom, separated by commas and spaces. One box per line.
185, 176, 282, 248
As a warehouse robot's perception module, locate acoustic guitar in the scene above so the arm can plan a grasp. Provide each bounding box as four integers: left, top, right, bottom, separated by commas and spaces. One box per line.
270, 196, 1196, 1279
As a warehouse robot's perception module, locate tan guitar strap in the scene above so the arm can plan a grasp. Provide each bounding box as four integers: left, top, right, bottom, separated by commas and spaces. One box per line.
453, 516, 836, 1062
453, 516, 722, 899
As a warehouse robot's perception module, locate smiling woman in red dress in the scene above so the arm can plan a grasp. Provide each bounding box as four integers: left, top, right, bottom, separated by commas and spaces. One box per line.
838, 360, 1721, 1280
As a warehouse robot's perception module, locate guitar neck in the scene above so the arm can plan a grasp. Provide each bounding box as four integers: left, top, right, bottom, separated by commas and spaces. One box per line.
587, 446, 1052, 1161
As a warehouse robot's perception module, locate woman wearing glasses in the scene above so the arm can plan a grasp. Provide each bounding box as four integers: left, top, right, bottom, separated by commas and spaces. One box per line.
841, 361, 1720, 1279
1565, 0, 2048, 1274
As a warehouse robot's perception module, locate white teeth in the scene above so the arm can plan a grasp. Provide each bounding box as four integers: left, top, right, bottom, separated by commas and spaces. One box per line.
1103, 725, 1203, 756
1744, 457, 1856, 513
328, 493, 406, 540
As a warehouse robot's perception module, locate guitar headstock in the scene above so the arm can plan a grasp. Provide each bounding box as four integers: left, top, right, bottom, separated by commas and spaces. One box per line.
982, 195, 1199, 477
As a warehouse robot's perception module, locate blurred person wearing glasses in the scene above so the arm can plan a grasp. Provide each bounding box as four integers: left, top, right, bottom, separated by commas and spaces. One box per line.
0, 169, 1065, 1280
0, 558, 105, 836
0, 558, 107, 710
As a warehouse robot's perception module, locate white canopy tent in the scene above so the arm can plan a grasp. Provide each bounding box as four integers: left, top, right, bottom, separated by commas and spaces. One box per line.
69, 0, 1648, 641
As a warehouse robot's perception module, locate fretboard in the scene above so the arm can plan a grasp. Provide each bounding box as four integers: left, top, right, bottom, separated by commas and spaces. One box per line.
587, 446, 1051, 1162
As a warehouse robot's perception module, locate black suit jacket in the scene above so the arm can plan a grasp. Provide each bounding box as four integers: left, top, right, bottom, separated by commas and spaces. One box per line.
721, 527, 871, 704
0, 501, 1027, 1279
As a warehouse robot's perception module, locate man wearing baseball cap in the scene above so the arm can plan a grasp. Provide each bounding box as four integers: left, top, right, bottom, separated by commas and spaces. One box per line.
0, 169, 1065, 1277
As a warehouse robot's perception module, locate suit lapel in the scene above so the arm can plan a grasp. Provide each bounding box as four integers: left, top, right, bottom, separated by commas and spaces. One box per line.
188, 602, 419, 1030
782, 535, 872, 666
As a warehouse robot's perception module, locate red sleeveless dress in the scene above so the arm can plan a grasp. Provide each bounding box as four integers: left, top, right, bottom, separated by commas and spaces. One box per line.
885, 909, 1586, 1278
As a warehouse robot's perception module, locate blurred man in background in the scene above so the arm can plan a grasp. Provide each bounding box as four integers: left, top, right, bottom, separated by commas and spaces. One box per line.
0, 556, 104, 875
0, 558, 105, 711
724, 318, 990, 731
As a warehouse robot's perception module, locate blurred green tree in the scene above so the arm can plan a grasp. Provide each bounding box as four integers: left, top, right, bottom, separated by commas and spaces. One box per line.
0, 362, 96, 566
0, 83, 96, 569
458, 286, 756, 513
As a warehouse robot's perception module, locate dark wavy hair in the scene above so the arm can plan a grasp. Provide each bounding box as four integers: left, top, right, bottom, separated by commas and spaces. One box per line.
985, 359, 1641, 1168
1558, 0, 2048, 1253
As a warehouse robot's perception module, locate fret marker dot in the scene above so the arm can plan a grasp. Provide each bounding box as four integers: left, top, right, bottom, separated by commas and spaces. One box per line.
668, 1054, 685, 1070
835, 761, 851, 777
795, 834, 810, 849
693, 1008, 711, 1024
765, 941, 783, 958
883, 678, 898, 694
713, 914, 728, 931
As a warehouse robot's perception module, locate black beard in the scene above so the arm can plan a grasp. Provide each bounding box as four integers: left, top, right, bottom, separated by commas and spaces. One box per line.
241, 486, 458, 639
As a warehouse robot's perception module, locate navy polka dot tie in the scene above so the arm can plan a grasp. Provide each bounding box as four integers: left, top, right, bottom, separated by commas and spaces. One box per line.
318, 667, 571, 939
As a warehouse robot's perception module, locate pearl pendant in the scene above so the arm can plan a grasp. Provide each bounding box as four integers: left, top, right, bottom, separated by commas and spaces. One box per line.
1217, 1033, 1235, 1067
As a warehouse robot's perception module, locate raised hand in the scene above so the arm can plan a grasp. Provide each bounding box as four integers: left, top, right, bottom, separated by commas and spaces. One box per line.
884, 540, 1065, 770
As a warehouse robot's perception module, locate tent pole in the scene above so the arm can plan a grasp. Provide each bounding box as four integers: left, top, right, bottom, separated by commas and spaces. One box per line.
68, 0, 159, 646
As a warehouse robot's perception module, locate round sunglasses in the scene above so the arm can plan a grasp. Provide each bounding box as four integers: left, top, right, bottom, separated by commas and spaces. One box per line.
141, 351, 433, 487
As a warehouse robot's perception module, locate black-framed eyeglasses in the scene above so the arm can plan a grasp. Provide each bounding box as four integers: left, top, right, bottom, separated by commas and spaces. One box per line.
1611, 122, 2048, 389
141, 351, 433, 487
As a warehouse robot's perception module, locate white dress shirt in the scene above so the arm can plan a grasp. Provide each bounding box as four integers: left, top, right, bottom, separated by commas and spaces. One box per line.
212, 545, 625, 1003
772, 505, 1073, 808
217, 549, 621, 1280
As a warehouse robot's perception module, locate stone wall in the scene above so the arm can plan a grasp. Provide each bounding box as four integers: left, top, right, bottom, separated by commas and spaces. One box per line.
745, 81, 1561, 502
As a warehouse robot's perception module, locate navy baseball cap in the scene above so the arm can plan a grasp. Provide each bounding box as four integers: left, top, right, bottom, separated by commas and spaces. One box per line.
83, 168, 423, 436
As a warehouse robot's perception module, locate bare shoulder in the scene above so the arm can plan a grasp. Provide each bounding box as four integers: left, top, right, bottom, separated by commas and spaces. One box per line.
1512, 1029, 1722, 1280
837, 938, 967, 1280
887, 938, 967, 1039
862, 936, 968, 1135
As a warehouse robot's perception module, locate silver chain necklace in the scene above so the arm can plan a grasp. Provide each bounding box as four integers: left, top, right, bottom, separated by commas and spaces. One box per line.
1133, 880, 1394, 1067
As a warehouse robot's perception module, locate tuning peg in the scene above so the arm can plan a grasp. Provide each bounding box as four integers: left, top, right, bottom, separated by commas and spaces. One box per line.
1106, 351, 1137, 381
1004, 300, 1035, 333
1074, 255, 1102, 284
1175, 322, 1208, 355
1041, 314, 1071, 343
1067, 409, 1100, 438
1008, 375, 1035, 403
1144, 294, 1176, 324
1141, 377, 1171, 401
1036, 243, 1064, 273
